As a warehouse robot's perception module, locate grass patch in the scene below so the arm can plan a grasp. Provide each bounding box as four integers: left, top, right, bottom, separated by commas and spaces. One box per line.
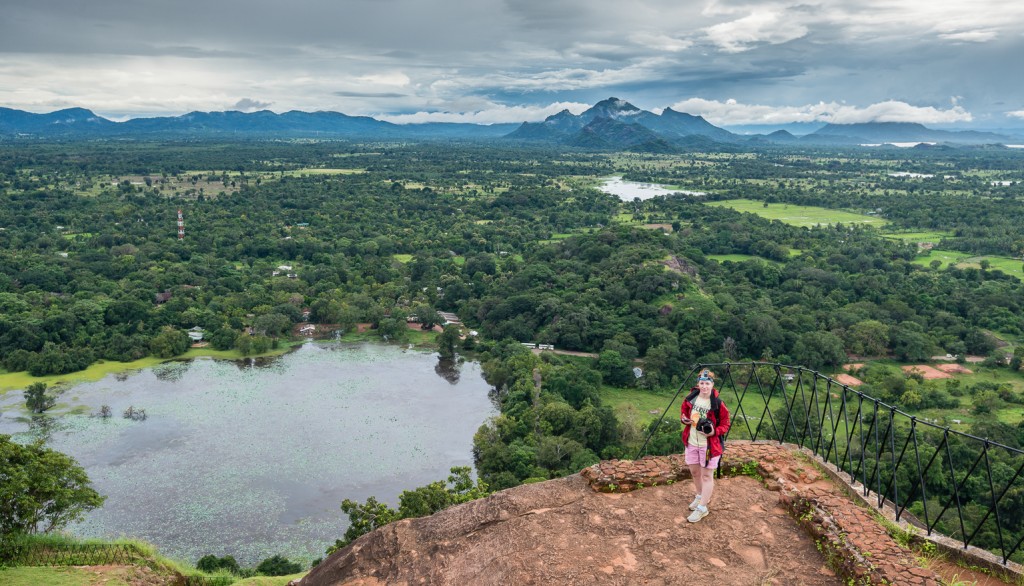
336, 328, 438, 347
911, 249, 972, 269
183, 342, 300, 361
882, 230, 953, 243
232, 574, 308, 586
537, 233, 577, 244
0, 534, 248, 586
0, 344, 301, 395
0, 567, 134, 586
406, 328, 440, 346
705, 199, 889, 228
392, 254, 414, 263
912, 250, 1024, 279
286, 168, 364, 175
599, 385, 676, 424
0, 356, 165, 395
337, 329, 382, 343
963, 256, 1024, 280
707, 253, 780, 264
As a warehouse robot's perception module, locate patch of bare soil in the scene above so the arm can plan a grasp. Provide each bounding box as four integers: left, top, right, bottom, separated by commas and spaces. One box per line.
300, 474, 840, 586
74, 565, 178, 585
901, 365, 951, 380
833, 374, 864, 386
935, 363, 973, 374
927, 557, 1014, 586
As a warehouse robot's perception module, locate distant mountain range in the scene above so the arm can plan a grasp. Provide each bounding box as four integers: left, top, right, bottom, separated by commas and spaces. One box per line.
2, 100, 1022, 148
0, 107, 518, 139
507, 98, 739, 149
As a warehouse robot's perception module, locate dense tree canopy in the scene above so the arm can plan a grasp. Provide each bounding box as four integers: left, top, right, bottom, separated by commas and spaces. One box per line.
0, 435, 105, 537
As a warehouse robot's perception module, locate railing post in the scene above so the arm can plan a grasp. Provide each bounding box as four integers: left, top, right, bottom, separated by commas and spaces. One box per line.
633, 361, 1024, 565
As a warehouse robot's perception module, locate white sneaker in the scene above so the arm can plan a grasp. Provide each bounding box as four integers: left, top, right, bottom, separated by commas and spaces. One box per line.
687, 505, 709, 523
688, 495, 702, 511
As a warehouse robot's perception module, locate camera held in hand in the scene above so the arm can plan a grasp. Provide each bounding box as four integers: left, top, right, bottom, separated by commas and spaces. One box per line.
696, 417, 714, 435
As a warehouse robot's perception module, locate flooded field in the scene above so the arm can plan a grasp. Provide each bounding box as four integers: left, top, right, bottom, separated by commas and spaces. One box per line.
0, 342, 494, 565
598, 176, 706, 200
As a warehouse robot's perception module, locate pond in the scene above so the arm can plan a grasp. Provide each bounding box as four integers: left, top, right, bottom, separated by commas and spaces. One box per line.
0, 342, 495, 566
598, 176, 706, 201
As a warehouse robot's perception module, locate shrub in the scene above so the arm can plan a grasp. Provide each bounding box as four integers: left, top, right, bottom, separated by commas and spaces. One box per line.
256, 554, 302, 576
196, 554, 240, 574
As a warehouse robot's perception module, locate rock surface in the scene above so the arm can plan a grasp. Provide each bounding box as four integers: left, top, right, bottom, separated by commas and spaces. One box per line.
298, 470, 840, 585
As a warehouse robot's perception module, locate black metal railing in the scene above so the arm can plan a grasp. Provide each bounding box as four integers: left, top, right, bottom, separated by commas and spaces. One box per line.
0, 538, 236, 585
637, 362, 1024, 565
0, 540, 149, 566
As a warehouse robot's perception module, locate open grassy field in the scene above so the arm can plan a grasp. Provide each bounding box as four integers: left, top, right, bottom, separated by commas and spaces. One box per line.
881, 230, 953, 243
962, 256, 1024, 280
910, 249, 972, 269
537, 232, 580, 244
705, 199, 889, 228
338, 327, 439, 347
285, 168, 364, 175
613, 212, 636, 223
599, 385, 677, 424
707, 253, 780, 264
912, 249, 1024, 279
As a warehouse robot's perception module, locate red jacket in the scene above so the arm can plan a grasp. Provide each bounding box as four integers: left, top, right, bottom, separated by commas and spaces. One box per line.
680, 387, 731, 458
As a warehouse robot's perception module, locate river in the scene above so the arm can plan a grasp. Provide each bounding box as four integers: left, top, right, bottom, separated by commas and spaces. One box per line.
0, 342, 494, 566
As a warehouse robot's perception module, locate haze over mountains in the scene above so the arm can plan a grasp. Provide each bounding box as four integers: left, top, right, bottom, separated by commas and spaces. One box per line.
2, 98, 1021, 148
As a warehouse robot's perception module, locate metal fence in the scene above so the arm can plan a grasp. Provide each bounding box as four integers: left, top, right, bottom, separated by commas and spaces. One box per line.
0, 539, 236, 585
0, 541, 148, 566
638, 362, 1024, 565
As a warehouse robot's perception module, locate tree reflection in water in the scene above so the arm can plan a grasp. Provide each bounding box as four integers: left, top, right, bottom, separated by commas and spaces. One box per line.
434, 357, 463, 384
152, 361, 192, 382
26, 414, 61, 443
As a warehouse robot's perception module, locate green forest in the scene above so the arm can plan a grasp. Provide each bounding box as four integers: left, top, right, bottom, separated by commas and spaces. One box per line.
3, 139, 1024, 565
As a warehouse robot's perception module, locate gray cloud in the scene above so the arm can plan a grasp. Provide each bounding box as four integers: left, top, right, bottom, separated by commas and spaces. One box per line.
0, 0, 1021, 127
233, 98, 273, 111
333, 91, 408, 98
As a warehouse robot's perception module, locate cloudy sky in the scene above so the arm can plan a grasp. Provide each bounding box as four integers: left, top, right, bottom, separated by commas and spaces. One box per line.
3, 0, 1024, 128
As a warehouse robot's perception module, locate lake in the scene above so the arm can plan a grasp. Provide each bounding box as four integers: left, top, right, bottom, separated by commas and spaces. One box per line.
598, 176, 705, 201
0, 342, 495, 566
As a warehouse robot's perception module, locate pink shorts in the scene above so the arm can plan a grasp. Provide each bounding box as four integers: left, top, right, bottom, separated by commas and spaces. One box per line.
685, 445, 720, 469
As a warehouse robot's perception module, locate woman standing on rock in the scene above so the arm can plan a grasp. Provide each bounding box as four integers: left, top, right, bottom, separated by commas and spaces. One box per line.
680, 368, 731, 523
